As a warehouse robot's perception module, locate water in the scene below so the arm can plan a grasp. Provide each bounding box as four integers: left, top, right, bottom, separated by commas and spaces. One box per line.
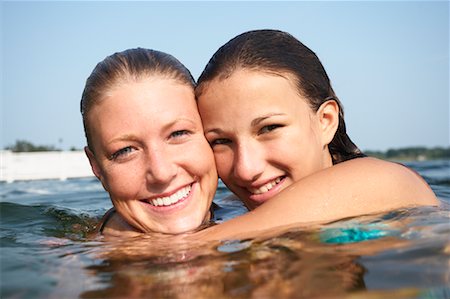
1, 160, 449, 298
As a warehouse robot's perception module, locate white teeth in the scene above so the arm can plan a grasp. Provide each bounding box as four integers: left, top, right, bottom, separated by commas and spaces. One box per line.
163, 197, 171, 205
260, 186, 269, 194
251, 177, 282, 195
148, 185, 192, 207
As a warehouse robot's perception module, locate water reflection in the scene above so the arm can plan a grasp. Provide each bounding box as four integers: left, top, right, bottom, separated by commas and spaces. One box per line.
78, 225, 418, 299
1, 161, 449, 298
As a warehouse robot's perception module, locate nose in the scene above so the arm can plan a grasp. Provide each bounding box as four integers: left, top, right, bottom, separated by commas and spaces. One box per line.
232, 141, 265, 183
144, 146, 177, 186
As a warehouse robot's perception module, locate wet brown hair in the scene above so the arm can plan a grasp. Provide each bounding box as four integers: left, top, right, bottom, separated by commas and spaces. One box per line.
80, 48, 195, 152
196, 29, 365, 164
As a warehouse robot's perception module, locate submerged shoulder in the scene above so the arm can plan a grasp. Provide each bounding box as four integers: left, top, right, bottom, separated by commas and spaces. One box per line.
100, 209, 141, 238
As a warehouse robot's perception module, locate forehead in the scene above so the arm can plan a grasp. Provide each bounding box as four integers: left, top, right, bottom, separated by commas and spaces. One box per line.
198, 69, 312, 127
87, 77, 199, 131
199, 69, 304, 108
201, 68, 299, 96
101, 77, 195, 110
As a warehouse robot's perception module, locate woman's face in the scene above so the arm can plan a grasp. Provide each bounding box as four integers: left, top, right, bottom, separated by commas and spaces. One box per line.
86, 77, 217, 234
198, 69, 334, 209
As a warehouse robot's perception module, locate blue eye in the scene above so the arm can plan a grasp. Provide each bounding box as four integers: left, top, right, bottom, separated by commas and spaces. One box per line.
110, 146, 134, 160
259, 124, 283, 134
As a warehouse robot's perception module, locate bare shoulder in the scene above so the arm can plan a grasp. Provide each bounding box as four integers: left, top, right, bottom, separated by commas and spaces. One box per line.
274, 157, 438, 224
332, 156, 408, 172
323, 157, 439, 206
193, 157, 439, 241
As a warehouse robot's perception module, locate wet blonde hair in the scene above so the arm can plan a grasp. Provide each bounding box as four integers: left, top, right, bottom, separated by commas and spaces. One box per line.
81, 48, 195, 152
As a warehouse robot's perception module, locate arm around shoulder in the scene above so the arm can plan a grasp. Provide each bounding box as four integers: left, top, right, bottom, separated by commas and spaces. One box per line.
197, 157, 438, 241
263, 157, 439, 222
260, 157, 439, 224
342, 157, 438, 207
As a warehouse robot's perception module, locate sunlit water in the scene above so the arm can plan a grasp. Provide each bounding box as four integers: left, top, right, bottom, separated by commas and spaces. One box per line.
1, 160, 449, 298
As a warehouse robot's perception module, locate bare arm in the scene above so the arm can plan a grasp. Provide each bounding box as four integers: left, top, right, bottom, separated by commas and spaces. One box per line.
197, 157, 439, 240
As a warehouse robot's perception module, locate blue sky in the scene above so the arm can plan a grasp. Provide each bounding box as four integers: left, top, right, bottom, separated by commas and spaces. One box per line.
2, 1, 449, 151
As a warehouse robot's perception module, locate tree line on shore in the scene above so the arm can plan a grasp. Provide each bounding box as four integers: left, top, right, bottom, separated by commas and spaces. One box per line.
364, 147, 449, 161
4, 140, 80, 152
3, 140, 449, 161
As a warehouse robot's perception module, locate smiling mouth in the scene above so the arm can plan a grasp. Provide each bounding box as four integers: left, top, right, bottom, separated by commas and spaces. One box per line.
249, 176, 285, 195
142, 184, 192, 207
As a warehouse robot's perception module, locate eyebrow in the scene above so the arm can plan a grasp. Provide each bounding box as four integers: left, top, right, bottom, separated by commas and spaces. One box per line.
205, 113, 286, 135
250, 113, 286, 127
108, 134, 140, 145
162, 117, 197, 131
108, 118, 197, 144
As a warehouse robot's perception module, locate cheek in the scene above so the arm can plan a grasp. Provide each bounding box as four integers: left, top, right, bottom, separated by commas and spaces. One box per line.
186, 141, 217, 177
194, 159, 215, 181
213, 151, 233, 179
190, 147, 218, 201
103, 165, 143, 200
265, 130, 321, 175
281, 145, 323, 180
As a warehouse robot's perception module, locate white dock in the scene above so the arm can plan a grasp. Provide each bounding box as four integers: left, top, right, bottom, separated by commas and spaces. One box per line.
0, 150, 94, 183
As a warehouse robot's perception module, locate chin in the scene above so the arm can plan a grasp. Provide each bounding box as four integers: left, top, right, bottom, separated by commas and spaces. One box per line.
164, 218, 204, 235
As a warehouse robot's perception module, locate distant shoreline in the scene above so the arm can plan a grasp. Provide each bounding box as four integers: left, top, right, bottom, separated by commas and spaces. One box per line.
1, 146, 448, 183
363, 146, 449, 161
1, 150, 93, 183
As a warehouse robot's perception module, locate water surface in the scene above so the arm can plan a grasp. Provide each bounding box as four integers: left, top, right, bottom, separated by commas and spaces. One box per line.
1, 160, 449, 298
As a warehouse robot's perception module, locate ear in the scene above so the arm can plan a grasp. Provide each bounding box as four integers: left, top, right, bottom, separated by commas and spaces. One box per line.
85, 146, 106, 188
316, 100, 339, 147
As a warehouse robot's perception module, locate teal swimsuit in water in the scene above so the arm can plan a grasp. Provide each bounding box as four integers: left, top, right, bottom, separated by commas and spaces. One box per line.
319, 221, 400, 244
318, 159, 416, 244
